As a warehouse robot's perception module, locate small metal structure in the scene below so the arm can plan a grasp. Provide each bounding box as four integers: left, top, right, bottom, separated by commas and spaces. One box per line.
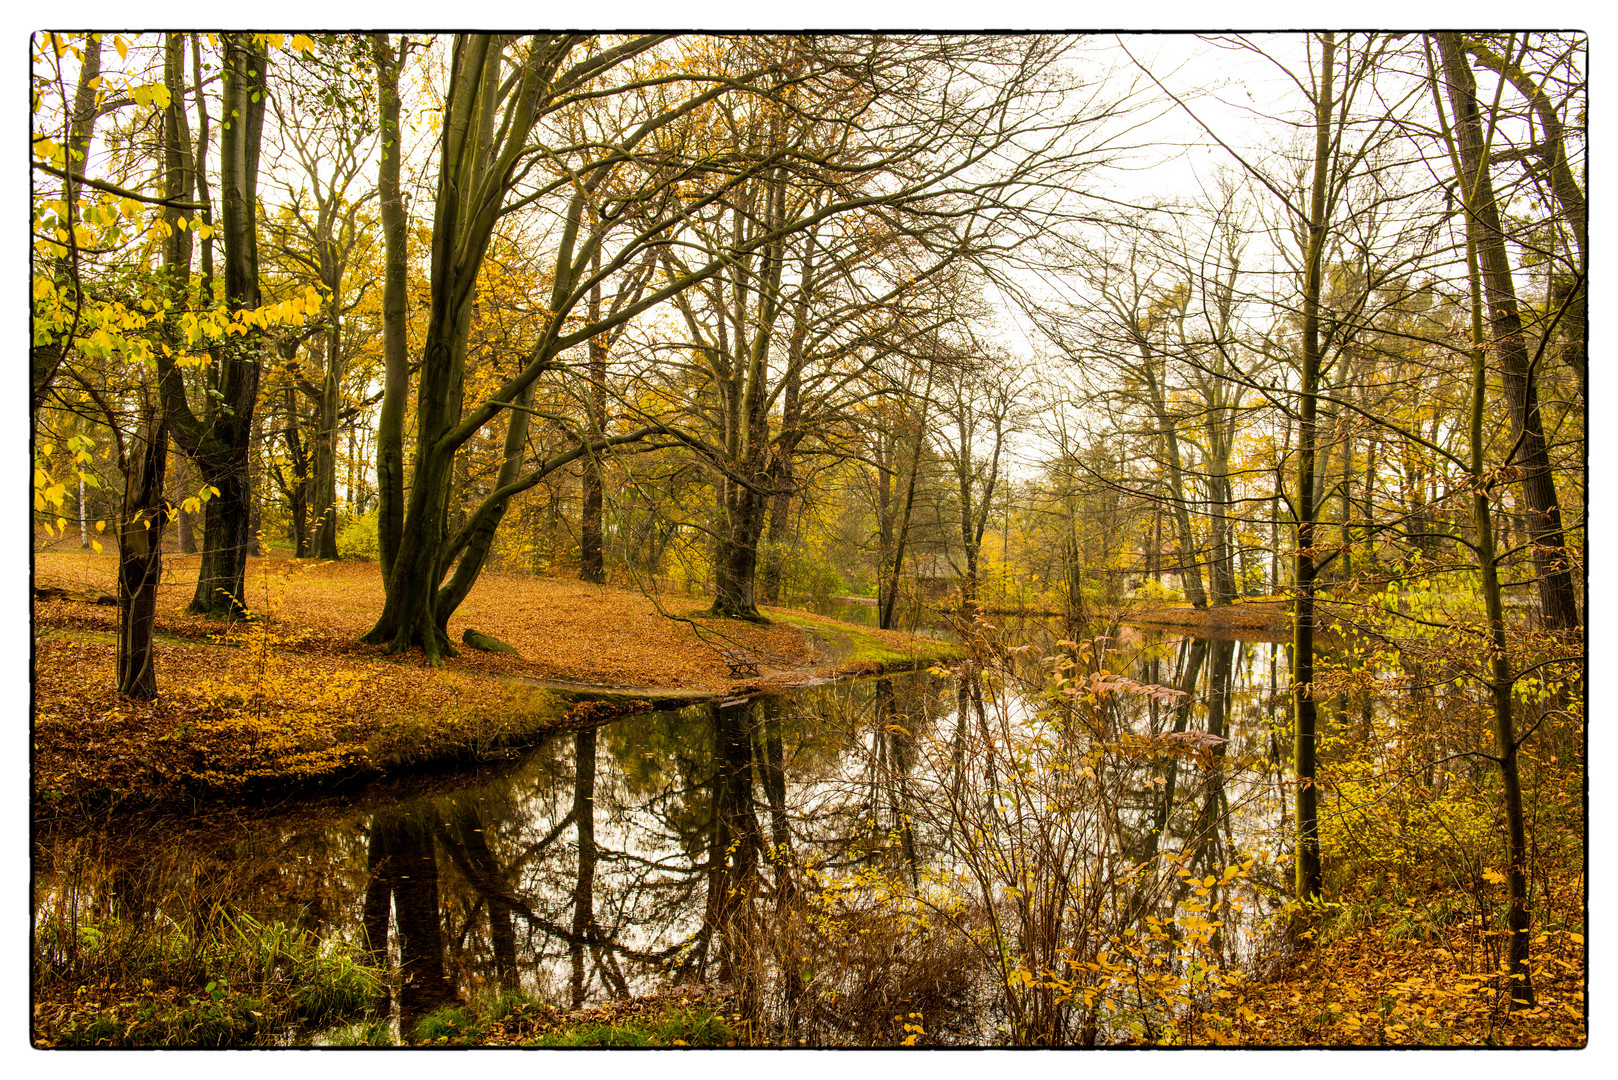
720, 649, 760, 677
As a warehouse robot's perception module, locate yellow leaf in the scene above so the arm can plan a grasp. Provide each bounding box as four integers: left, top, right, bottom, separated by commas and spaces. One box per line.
115, 35, 128, 61
96, 520, 106, 533
91, 540, 103, 555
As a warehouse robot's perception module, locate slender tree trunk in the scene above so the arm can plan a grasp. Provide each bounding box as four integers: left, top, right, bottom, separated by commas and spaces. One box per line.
1293, 32, 1334, 904
160, 34, 266, 619
311, 327, 341, 559
31, 34, 102, 415
1466, 256, 1537, 1012
1139, 352, 1208, 608
370, 33, 409, 582
1464, 39, 1585, 404
881, 367, 934, 631
1434, 36, 1538, 1008
116, 398, 168, 700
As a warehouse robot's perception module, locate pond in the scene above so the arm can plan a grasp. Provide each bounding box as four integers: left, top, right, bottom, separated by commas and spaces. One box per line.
34, 623, 1305, 1046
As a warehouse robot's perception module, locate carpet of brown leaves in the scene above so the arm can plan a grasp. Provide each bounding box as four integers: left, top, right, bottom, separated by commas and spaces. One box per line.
1192, 894, 1586, 1047
32, 551, 949, 809
34, 550, 817, 689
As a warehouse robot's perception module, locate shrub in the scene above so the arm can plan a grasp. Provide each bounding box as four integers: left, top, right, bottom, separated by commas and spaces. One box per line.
336, 508, 380, 561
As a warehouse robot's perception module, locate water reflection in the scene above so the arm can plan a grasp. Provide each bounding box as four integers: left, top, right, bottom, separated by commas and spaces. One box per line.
35, 628, 1300, 1043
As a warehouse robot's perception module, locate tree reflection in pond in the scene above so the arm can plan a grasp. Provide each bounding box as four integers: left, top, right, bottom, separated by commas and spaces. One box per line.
34, 629, 1300, 1044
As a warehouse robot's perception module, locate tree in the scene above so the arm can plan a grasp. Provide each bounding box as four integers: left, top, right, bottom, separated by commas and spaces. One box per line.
263, 39, 381, 559
937, 349, 1022, 614
1433, 33, 1580, 634
154, 32, 270, 618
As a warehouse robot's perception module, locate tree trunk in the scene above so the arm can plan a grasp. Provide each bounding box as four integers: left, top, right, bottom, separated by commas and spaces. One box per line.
710, 486, 770, 622
158, 34, 266, 620
310, 327, 341, 559
1437, 33, 1580, 633
116, 399, 168, 700
1293, 31, 1334, 905
1138, 349, 1208, 608
31, 34, 102, 416
370, 34, 410, 582
579, 254, 608, 585
1438, 35, 1538, 1008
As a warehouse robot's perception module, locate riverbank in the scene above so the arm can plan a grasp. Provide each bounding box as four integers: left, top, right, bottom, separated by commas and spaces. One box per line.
31, 552, 960, 815
1121, 595, 1292, 637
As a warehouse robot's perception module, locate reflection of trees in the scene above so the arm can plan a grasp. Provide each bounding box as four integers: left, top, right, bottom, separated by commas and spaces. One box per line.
1138, 636, 1209, 866
364, 808, 457, 1022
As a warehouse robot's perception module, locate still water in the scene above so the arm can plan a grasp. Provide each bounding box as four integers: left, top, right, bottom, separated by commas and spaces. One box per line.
34, 625, 1301, 1044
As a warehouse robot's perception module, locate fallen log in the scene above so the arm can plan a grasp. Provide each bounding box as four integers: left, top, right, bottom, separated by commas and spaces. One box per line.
462, 627, 521, 657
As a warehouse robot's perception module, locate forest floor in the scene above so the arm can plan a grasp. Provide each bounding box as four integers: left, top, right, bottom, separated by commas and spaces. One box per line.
30, 548, 958, 813
1191, 875, 1587, 1047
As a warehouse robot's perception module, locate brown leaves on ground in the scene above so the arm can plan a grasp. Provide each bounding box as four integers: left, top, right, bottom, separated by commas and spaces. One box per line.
31, 629, 510, 808
1193, 887, 1586, 1047
32, 551, 942, 810
34, 551, 815, 689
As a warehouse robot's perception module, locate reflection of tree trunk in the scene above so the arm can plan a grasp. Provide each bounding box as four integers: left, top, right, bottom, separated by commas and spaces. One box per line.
1141, 638, 1208, 867
713, 702, 762, 1026
756, 699, 793, 884
443, 802, 517, 995
362, 823, 394, 1015
369, 810, 456, 1024
571, 727, 597, 1004
874, 679, 920, 887
1192, 638, 1236, 958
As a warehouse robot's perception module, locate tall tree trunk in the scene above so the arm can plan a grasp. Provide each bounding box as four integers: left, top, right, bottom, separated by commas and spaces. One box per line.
880, 367, 934, 631
311, 326, 341, 559
1437, 33, 1580, 633
1432, 34, 1538, 1009
370, 33, 410, 582
1293, 31, 1334, 904
579, 251, 608, 585
158, 34, 267, 619
1134, 344, 1208, 608
1464, 38, 1586, 405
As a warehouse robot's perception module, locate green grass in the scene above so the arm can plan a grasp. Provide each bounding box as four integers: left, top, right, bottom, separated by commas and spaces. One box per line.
35, 908, 384, 1048
770, 610, 963, 669
410, 993, 731, 1048
528, 1006, 732, 1048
